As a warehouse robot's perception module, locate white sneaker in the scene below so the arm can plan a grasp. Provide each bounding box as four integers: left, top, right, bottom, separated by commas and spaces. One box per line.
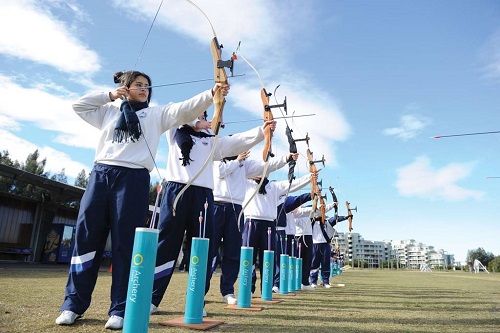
222, 294, 237, 305
150, 303, 158, 314
104, 315, 123, 330
301, 284, 315, 291
55, 310, 82, 325
310, 283, 317, 288
202, 307, 207, 317
324, 283, 332, 288
272, 286, 279, 293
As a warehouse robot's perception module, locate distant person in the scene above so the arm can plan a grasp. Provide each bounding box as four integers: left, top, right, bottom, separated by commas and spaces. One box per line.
310, 213, 349, 288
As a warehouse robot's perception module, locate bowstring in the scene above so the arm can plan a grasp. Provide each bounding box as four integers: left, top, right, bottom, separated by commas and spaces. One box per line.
133, 0, 164, 69
126, 0, 166, 229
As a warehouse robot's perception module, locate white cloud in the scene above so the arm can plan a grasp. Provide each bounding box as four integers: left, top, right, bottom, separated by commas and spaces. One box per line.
0, 0, 347, 180
0, 0, 100, 74
0, 74, 100, 150
395, 156, 484, 201
114, 0, 309, 61
112, 0, 348, 166
383, 113, 430, 140
479, 29, 500, 80
0, 114, 20, 131
230, 80, 349, 168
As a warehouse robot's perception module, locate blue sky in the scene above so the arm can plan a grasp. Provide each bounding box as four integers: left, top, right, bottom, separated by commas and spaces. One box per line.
1, 0, 499, 263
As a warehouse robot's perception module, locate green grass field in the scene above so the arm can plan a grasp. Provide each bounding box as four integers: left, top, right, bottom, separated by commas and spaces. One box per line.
0, 264, 499, 332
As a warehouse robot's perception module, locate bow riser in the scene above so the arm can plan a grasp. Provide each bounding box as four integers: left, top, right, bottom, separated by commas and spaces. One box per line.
210, 37, 229, 134
346, 200, 353, 232
261, 88, 274, 161
307, 148, 326, 224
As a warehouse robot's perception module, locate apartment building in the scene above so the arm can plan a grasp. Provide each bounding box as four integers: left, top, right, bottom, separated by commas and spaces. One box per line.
334, 232, 454, 269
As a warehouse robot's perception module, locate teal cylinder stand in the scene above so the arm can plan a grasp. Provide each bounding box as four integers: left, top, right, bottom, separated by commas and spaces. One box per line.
184, 237, 209, 324
279, 254, 289, 294
237, 247, 253, 308
123, 228, 159, 333
288, 256, 296, 293
261, 250, 274, 301
330, 260, 336, 277
295, 258, 302, 290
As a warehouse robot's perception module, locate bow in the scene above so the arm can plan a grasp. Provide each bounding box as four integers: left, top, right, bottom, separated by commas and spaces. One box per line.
243, 61, 276, 163
346, 200, 354, 232
172, 0, 235, 215
273, 87, 310, 222
306, 148, 326, 224
328, 186, 339, 218
236, 50, 281, 221
432, 130, 500, 139
274, 86, 310, 186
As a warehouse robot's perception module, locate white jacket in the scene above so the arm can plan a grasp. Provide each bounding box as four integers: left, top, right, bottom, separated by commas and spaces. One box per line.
165, 125, 265, 190
73, 90, 213, 172
213, 155, 289, 205
243, 174, 310, 221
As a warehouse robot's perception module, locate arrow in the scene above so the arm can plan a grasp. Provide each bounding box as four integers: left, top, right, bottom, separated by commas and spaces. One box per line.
431, 131, 500, 139
222, 113, 315, 125
128, 73, 246, 90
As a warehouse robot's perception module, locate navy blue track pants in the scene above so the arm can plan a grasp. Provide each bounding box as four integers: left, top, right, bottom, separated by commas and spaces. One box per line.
212, 202, 243, 296
151, 182, 214, 307
60, 164, 150, 317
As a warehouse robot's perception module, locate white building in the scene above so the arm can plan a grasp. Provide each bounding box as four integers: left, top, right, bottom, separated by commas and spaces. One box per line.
335, 233, 455, 269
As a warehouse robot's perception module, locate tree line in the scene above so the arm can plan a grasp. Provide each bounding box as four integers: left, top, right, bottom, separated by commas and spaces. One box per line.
466, 247, 500, 273
0, 149, 160, 207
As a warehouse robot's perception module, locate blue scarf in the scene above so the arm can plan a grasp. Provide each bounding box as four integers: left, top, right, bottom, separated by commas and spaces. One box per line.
255, 177, 269, 195
113, 100, 148, 143
174, 125, 213, 166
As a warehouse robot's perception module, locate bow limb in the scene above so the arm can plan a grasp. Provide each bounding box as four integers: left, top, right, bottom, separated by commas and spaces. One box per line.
346, 200, 353, 232
172, 0, 229, 215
